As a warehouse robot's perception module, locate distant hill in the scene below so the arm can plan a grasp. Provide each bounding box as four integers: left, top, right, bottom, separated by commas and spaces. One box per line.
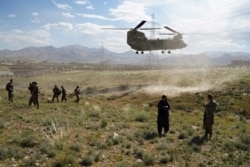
0, 45, 250, 66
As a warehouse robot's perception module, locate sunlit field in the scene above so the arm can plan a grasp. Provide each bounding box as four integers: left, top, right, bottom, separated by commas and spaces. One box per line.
0, 66, 249, 167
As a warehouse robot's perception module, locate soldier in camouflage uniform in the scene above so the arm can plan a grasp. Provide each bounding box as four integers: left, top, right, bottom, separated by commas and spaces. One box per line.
6, 79, 14, 102
74, 86, 80, 103
61, 86, 67, 102
52, 85, 61, 103
29, 81, 40, 109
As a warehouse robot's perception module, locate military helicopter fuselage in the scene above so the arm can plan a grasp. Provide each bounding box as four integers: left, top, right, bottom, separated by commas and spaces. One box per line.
102, 20, 187, 54
127, 29, 187, 54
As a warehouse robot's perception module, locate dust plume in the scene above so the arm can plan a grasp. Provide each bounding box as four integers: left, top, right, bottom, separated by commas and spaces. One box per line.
139, 68, 239, 97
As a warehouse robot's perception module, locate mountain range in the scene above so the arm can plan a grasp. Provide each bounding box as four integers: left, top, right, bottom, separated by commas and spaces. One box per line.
0, 45, 250, 66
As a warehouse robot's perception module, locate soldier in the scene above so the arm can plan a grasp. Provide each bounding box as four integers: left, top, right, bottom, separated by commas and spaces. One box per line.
52, 85, 61, 103
28, 82, 34, 105
61, 86, 67, 102
74, 86, 80, 103
29, 81, 39, 109
6, 79, 14, 102
28, 82, 33, 94
157, 95, 171, 138
203, 94, 218, 140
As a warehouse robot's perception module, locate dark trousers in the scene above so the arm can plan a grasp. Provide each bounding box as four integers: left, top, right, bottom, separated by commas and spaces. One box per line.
75, 94, 79, 103
157, 122, 169, 137
61, 95, 67, 102
8, 92, 13, 102
29, 95, 39, 109
52, 95, 59, 102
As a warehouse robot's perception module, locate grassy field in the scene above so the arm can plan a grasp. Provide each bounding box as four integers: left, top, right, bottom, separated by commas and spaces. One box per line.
0, 66, 250, 167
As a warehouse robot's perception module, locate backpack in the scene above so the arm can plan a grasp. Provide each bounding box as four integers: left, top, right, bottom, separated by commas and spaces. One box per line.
57, 89, 61, 95
5, 84, 9, 91
28, 84, 33, 92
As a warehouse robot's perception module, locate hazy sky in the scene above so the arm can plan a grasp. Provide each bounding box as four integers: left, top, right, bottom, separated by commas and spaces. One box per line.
0, 0, 249, 53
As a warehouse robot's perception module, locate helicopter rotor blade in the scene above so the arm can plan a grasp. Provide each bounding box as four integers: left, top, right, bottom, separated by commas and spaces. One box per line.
159, 33, 176, 35
164, 26, 180, 34
101, 28, 130, 30
140, 28, 162, 30
133, 20, 147, 31
101, 20, 161, 31
159, 32, 221, 35
101, 27, 161, 31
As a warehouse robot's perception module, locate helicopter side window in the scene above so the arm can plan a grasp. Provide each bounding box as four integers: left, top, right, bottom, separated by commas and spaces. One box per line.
134, 31, 147, 40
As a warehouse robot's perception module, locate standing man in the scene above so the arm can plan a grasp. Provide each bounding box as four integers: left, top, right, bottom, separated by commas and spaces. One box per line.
28, 82, 34, 105
52, 85, 61, 103
157, 95, 171, 138
203, 94, 217, 140
29, 81, 40, 109
6, 79, 14, 102
74, 86, 80, 103
61, 86, 67, 102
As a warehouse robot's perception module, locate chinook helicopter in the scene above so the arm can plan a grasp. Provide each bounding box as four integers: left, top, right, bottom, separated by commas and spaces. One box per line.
103, 20, 187, 54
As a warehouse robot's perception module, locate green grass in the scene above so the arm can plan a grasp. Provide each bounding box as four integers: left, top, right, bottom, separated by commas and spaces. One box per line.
0, 66, 250, 166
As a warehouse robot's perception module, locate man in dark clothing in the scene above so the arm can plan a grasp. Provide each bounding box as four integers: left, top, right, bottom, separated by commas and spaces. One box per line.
28, 82, 34, 105
6, 79, 14, 102
61, 86, 67, 102
28, 82, 33, 94
203, 94, 217, 140
157, 95, 171, 138
29, 81, 39, 109
52, 85, 61, 103
74, 86, 80, 103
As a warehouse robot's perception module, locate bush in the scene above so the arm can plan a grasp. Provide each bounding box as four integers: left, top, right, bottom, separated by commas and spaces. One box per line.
190, 144, 201, 153
114, 161, 129, 167
100, 119, 108, 128
224, 141, 236, 152
20, 135, 37, 148
11, 130, 37, 148
224, 135, 250, 152
134, 148, 144, 159
159, 157, 168, 164
240, 135, 250, 145
178, 131, 189, 139
53, 153, 77, 167
135, 113, 149, 122
80, 155, 94, 166
135, 129, 157, 141
40, 139, 56, 157
156, 142, 168, 151
70, 143, 82, 152
235, 142, 250, 151
112, 135, 124, 145
0, 146, 23, 160
87, 110, 100, 118
0, 118, 4, 129
143, 153, 155, 166
23, 154, 40, 167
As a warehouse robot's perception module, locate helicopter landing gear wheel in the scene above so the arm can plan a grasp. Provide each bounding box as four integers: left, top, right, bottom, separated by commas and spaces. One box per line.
168, 50, 171, 54
161, 50, 165, 54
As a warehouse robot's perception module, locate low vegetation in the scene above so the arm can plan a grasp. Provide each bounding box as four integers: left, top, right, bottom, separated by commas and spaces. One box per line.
0, 66, 249, 166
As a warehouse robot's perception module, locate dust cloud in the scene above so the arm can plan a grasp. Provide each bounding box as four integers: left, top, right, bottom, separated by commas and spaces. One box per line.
139, 68, 239, 97
140, 84, 211, 97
